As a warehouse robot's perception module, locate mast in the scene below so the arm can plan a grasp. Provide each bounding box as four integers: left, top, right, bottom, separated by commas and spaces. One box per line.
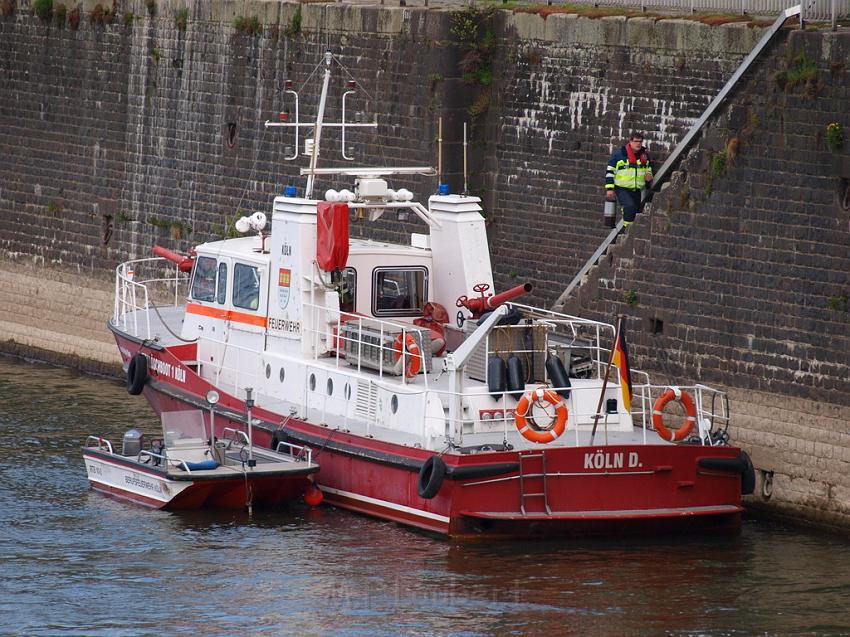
305, 51, 333, 199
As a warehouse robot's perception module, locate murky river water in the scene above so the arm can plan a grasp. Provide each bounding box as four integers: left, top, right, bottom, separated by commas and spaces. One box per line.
2, 355, 850, 636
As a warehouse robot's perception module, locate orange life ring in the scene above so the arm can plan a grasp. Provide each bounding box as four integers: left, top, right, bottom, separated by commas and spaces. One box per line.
652, 387, 697, 442
393, 333, 422, 378
514, 387, 568, 444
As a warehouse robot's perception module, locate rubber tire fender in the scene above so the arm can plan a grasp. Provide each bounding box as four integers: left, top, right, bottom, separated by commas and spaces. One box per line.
487, 357, 507, 399
126, 353, 148, 395
417, 455, 447, 499
506, 355, 525, 399
545, 353, 571, 399
740, 450, 756, 496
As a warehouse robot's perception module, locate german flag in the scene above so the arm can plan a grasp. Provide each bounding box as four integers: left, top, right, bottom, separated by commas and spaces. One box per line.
611, 319, 633, 413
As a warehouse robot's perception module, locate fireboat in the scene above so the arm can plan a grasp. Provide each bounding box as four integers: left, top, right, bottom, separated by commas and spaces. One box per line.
107, 52, 754, 537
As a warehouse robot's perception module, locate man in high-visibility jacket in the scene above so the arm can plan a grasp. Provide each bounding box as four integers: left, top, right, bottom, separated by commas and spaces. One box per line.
605, 132, 653, 227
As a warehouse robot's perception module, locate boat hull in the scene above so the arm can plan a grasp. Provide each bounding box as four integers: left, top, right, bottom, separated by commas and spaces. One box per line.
113, 330, 745, 536
82, 447, 312, 511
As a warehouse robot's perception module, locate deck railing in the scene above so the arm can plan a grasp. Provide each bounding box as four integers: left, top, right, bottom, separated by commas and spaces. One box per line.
113, 258, 189, 340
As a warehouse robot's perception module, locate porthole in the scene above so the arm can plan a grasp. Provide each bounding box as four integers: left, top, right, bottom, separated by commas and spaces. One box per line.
279, 367, 285, 383
309, 373, 316, 391
326, 378, 334, 396
391, 394, 398, 414
344, 383, 351, 400
265, 363, 271, 379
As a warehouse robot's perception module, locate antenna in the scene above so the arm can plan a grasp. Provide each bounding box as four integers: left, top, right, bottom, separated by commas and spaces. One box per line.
263, 52, 379, 198
437, 117, 443, 187
463, 122, 469, 195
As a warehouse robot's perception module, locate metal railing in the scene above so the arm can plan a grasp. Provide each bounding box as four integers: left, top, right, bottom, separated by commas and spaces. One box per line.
577, 0, 846, 21
275, 441, 314, 465
196, 335, 263, 398
138, 450, 192, 472
85, 436, 114, 454
303, 301, 430, 387
113, 257, 189, 340
554, 4, 805, 311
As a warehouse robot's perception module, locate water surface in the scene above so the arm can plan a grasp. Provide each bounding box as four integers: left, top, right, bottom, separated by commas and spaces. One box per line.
1, 356, 849, 636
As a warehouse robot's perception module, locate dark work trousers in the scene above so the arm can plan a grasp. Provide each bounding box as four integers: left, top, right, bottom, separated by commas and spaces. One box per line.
615, 187, 642, 223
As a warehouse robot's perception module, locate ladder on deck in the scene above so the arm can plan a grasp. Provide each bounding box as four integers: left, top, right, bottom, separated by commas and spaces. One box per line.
519, 451, 552, 515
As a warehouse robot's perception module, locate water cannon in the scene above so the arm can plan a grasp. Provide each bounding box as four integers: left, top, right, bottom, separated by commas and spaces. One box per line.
152, 245, 196, 272
456, 282, 533, 319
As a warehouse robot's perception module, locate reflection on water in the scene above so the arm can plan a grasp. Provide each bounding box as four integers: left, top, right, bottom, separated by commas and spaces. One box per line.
2, 355, 850, 636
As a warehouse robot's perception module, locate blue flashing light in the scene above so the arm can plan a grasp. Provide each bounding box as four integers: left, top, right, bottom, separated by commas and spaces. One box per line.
284, 185, 297, 197
438, 183, 450, 196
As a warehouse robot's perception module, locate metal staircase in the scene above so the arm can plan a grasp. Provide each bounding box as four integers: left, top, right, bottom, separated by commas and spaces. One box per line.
551, 4, 802, 312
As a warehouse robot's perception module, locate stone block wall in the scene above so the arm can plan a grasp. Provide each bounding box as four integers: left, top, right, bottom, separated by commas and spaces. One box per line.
564, 28, 850, 526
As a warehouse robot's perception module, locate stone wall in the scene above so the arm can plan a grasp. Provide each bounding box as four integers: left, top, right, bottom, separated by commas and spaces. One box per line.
564, 28, 850, 526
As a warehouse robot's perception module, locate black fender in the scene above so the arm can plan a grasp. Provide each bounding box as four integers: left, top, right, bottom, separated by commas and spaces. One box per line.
740, 450, 755, 495
126, 353, 148, 395
697, 452, 756, 495
417, 456, 447, 499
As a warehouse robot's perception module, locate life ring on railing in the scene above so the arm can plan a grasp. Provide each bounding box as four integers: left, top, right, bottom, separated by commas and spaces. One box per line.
127, 353, 148, 395
514, 387, 568, 444
393, 333, 422, 379
652, 387, 697, 442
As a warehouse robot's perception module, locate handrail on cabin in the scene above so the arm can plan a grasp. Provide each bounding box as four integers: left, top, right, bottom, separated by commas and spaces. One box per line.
552, 4, 802, 312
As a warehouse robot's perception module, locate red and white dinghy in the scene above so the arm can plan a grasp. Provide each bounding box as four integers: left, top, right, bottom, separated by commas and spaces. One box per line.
106, 52, 754, 537
82, 409, 319, 510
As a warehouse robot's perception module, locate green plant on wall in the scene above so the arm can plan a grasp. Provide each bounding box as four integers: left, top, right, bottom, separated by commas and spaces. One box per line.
706, 149, 727, 195
234, 15, 261, 36
53, 2, 65, 26
826, 122, 844, 153
283, 4, 301, 37
827, 295, 848, 312
175, 7, 187, 30
623, 289, 638, 306
774, 52, 819, 94
450, 4, 497, 118
33, 0, 52, 21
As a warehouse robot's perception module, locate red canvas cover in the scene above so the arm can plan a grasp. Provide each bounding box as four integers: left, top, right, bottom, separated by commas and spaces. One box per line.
316, 202, 350, 271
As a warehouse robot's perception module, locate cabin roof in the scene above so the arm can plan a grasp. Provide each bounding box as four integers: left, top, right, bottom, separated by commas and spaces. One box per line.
194, 236, 269, 263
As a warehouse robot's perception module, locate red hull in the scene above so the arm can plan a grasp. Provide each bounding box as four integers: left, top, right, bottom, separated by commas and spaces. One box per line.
83, 448, 312, 511
114, 332, 745, 537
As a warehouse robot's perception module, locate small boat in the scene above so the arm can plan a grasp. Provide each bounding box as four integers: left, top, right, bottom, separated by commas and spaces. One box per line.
105, 52, 754, 537
82, 401, 319, 510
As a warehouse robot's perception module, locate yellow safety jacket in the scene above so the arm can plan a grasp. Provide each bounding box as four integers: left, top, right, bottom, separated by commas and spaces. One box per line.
606, 146, 652, 191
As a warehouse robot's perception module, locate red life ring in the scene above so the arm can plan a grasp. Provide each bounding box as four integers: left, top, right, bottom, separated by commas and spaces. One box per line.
652, 387, 697, 442
393, 333, 422, 378
514, 387, 568, 444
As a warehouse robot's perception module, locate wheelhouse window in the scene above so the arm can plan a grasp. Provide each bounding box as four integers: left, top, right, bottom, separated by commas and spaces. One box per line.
340, 267, 356, 313
372, 267, 427, 317
216, 262, 228, 305
233, 263, 260, 311
191, 256, 216, 302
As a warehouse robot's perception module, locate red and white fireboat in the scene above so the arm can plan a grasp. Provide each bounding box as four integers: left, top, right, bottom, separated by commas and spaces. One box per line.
108, 52, 754, 537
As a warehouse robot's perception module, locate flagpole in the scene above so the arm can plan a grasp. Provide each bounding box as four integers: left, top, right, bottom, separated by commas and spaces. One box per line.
590, 314, 624, 446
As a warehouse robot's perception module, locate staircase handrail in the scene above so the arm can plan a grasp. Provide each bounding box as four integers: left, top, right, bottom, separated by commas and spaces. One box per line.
553, 4, 802, 311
